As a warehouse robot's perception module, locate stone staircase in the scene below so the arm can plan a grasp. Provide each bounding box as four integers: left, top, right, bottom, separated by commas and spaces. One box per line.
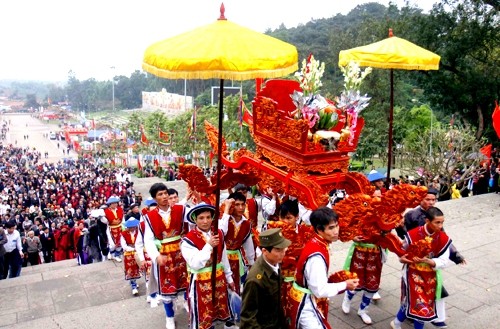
0, 258, 190, 329
2, 193, 500, 328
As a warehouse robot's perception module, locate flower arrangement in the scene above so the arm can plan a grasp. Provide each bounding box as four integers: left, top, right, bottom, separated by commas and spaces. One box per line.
290, 54, 372, 151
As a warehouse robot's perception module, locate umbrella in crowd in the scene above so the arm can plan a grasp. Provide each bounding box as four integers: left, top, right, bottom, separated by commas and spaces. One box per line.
339, 28, 440, 184
142, 3, 298, 299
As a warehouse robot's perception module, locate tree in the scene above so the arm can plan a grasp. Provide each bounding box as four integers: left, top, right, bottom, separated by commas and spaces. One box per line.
396, 122, 486, 196
413, 0, 500, 139
24, 94, 39, 110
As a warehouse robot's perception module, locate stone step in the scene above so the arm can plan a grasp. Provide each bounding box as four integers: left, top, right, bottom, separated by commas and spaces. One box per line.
0, 258, 194, 328
1, 258, 117, 288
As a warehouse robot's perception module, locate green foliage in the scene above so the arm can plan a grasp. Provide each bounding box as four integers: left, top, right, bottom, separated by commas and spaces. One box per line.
2, 0, 497, 159
410, 0, 499, 138
24, 94, 39, 109
128, 94, 254, 162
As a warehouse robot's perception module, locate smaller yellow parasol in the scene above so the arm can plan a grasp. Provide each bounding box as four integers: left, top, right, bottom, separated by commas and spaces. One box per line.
339, 29, 440, 183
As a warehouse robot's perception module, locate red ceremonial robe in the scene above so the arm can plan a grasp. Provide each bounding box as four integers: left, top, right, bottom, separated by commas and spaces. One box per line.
244, 198, 260, 251
145, 205, 188, 296
225, 218, 252, 294
54, 230, 72, 261
403, 226, 451, 322
104, 207, 124, 247
267, 221, 314, 309
183, 229, 231, 329
122, 229, 141, 280
286, 235, 332, 329
138, 220, 152, 280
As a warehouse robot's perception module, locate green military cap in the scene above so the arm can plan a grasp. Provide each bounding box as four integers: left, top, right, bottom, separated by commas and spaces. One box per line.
259, 228, 291, 248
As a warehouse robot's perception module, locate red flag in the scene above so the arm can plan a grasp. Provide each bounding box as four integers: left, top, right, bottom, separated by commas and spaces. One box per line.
91, 119, 96, 129
480, 144, 492, 159
154, 158, 159, 169
140, 126, 149, 145
242, 101, 253, 126
493, 100, 500, 139
137, 157, 142, 170
158, 129, 170, 145
159, 129, 169, 141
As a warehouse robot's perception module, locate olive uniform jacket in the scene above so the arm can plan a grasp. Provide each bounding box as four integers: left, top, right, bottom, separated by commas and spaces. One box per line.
240, 255, 286, 329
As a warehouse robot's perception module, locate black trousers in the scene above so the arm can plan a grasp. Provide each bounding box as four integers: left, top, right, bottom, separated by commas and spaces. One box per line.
28, 252, 39, 266
3, 250, 22, 278
42, 249, 53, 263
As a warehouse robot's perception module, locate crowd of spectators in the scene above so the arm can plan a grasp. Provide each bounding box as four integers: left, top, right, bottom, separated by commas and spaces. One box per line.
385, 152, 499, 201
0, 143, 139, 279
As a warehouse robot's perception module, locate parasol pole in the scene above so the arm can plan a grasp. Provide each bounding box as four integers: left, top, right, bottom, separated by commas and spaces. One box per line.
386, 69, 394, 187
212, 78, 224, 303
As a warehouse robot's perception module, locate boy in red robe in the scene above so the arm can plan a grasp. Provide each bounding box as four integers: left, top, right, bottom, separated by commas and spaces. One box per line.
286, 207, 359, 329
391, 207, 451, 329
121, 218, 141, 296
104, 196, 124, 262
220, 192, 255, 295
181, 203, 236, 329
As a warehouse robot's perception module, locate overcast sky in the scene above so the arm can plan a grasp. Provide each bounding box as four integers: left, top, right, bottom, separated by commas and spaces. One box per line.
0, 0, 436, 82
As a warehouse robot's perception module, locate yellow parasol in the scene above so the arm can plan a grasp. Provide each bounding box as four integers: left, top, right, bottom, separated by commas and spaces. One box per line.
143, 19, 297, 81
142, 3, 298, 300
339, 29, 440, 183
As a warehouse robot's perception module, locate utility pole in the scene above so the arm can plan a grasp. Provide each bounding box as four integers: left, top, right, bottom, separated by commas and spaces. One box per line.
111, 66, 115, 112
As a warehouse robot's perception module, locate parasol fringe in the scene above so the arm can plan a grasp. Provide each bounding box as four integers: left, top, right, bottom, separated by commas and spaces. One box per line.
338, 60, 439, 71
142, 62, 298, 80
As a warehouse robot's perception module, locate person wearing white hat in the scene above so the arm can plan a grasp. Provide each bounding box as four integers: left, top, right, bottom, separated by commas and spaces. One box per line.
104, 196, 124, 262
181, 203, 235, 329
121, 218, 141, 296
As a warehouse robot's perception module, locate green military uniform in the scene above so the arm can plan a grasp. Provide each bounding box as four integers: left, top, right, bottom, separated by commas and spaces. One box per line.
240, 228, 290, 329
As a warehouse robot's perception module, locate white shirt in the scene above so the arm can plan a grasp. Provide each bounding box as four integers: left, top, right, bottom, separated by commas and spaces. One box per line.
5, 229, 22, 254
263, 257, 280, 275
143, 206, 187, 263
219, 213, 255, 265
135, 218, 146, 262
304, 255, 346, 297
180, 228, 233, 284
120, 230, 137, 252
298, 254, 346, 328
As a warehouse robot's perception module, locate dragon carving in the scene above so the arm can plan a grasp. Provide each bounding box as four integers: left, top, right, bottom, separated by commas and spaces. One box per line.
335, 184, 428, 256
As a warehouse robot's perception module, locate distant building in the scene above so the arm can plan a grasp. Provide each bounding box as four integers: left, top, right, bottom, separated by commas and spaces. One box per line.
142, 88, 193, 117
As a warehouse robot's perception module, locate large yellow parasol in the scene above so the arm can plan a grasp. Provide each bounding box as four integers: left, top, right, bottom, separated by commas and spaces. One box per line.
142, 3, 298, 298
143, 19, 297, 80
339, 29, 440, 183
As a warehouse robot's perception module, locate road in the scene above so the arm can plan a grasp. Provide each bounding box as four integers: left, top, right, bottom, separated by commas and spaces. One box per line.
2, 113, 77, 163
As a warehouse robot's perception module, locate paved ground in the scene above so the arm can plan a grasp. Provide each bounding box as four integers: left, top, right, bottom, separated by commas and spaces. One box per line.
1, 114, 500, 328
2, 113, 78, 163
